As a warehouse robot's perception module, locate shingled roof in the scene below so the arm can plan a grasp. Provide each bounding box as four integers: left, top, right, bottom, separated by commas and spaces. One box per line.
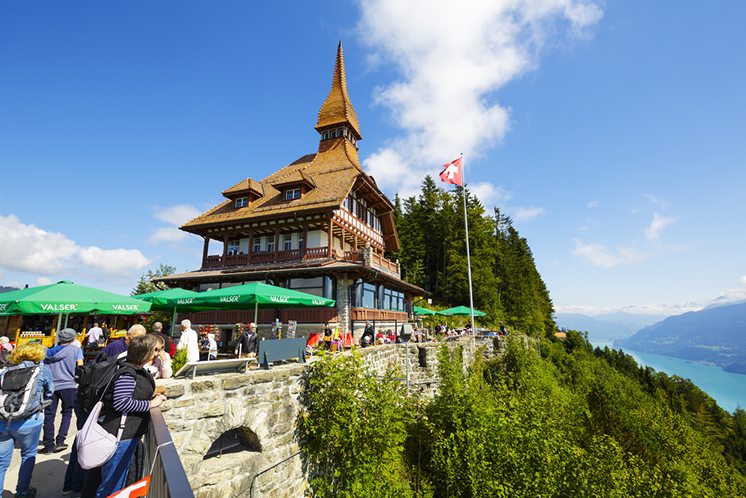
180, 41, 398, 250
181, 138, 362, 231
315, 41, 361, 139
222, 178, 264, 198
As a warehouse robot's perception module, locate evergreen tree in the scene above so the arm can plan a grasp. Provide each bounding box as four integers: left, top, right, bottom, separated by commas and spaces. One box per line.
131, 263, 176, 295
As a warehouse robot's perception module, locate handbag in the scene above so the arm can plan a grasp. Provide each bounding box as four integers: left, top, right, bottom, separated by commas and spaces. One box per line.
76, 372, 129, 470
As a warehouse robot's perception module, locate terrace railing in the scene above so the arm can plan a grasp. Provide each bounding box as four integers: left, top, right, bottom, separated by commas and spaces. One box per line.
143, 407, 194, 498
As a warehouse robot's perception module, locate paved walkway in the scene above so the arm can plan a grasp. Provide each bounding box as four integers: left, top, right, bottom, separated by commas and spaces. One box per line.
2, 411, 77, 498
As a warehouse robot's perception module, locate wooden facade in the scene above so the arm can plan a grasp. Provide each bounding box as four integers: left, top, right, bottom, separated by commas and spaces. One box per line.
157, 43, 422, 335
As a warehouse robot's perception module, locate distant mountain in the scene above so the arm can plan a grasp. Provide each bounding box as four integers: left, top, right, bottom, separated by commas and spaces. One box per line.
0, 286, 19, 293
554, 311, 668, 343
620, 302, 746, 374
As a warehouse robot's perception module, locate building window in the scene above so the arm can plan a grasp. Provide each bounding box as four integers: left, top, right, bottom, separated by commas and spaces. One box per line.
362, 283, 376, 309
227, 240, 241, 255
266, 236, 275, 253
284, 188, 301, 200
283, 233, 292, 250
298, 232, 305, 250
284, 277, 324, 297
235, 197, 248, 208
252, 237, 261, 253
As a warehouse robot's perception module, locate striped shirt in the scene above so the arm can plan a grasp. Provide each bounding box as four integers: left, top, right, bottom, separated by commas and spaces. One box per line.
112, 373, 150, 413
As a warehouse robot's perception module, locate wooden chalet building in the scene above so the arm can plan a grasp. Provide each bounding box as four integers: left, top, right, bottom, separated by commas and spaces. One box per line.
158, 43, 423, 337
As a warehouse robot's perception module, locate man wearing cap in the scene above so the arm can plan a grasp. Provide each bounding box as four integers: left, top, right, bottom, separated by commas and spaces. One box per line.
41, 328, 84, 453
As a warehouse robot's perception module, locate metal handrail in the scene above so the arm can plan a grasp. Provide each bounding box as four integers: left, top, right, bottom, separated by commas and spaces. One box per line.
144, 407, 195, 498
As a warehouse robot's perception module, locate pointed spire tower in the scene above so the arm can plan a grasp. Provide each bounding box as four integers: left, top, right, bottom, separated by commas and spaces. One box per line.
315, 42, 362, 156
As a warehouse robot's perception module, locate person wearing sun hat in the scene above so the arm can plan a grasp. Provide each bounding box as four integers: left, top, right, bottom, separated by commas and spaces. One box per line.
41, 328, 84, 454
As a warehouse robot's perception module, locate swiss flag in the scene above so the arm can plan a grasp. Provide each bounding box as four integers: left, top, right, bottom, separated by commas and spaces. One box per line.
439, 157, 463, 186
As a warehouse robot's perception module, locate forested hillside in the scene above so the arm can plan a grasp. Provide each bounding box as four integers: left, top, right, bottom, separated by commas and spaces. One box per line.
298, 335, 746, 497
621, 302, 746, 373
391, 176, 553, 334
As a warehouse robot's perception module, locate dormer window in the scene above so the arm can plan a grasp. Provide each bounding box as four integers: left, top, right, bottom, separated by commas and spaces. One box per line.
235, 197, 248, 208
284, 188, 301, 201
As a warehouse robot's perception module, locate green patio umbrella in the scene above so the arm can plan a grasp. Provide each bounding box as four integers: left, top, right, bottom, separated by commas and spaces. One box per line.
132, 288, 202, 312
0, 281, 151, 315
413, 306, 437, 316
437, 305, 487, 317
133, 287, 203, 336
187, 281, 335, 323
0, 280, 152, 345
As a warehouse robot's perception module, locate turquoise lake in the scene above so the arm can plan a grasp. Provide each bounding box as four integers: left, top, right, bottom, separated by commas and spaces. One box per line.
594, 342, 746, 413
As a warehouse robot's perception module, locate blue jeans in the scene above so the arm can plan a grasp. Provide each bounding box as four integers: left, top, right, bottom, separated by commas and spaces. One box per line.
96, 437, 140, 498
42, 387, 77, 450
0, 412, 44, 495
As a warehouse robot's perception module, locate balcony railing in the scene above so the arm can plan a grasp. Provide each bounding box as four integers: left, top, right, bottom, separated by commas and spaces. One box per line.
343, 250, 363, 263
201, 246, 399, 277
372, 252, 399, 274
202, 247, 331, 268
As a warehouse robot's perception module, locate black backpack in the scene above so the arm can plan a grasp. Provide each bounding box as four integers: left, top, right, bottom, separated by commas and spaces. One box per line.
0, 363, 44, 421
75, 356, 125, 421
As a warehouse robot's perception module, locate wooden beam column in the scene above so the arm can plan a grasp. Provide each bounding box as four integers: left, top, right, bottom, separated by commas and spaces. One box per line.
302, 221, 309, 257
202, 236, 210, 267
273, 227, 279, 262
222, 234, 229, 261
247, 228, 253, 264
327, 214, 334, 257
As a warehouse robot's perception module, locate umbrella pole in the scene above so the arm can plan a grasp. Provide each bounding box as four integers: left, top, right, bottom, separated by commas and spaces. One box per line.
172, 307, 178, 337
64, 314, 69, 329
254, 302, 258, 324
54, 313, 62, 346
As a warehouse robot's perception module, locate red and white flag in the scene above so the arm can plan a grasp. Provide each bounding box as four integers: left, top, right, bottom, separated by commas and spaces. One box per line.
439, 157, 463, 186
106, 476, 150, 498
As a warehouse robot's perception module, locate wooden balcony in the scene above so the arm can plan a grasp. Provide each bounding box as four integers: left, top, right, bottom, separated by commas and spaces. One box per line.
371, 252, 398, 274
201, 245, 400, 277
350, 308, 408, 322
202, 247, 331, 269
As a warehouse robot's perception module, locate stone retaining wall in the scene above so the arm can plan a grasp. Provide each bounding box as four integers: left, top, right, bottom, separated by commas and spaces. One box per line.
158, 337, 482, 497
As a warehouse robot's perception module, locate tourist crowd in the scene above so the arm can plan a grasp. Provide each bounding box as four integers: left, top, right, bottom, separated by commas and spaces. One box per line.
0, 319, 196, 497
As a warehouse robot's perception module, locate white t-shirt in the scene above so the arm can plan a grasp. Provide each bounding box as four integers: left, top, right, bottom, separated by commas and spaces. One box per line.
177, 328, 200, 363
87, 327, 103, 343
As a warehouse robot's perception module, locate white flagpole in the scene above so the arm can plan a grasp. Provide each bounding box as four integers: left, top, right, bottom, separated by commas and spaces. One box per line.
460, 153, 476, 334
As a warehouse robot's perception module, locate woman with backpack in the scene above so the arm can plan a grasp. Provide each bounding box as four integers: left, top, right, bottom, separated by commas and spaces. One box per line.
82, 334, 166, 498
0, 342, 54, 498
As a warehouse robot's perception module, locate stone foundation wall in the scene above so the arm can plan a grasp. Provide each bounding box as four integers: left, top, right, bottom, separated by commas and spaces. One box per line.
159, 337, 481, 497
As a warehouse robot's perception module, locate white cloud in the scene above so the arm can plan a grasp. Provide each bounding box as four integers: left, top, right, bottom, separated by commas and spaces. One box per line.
554, 303, 698, 316
709, 276, 746, 306
150, 227, 189, 243
572, 240, 646, 268
357, 0, 602, 196
512, 206, 545, 222
78, 247, 150, 277
36, 277, 53, 286
155, 205, 201, 226
0, 214, 149, 278
150, 205, 201, 244
587, 200, 599, 209
644, 212, 678, 240
0, 214, 81, 274
471, 182, 512, 208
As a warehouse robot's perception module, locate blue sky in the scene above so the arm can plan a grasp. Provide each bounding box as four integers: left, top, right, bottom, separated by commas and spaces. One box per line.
1, 1, 744, 315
